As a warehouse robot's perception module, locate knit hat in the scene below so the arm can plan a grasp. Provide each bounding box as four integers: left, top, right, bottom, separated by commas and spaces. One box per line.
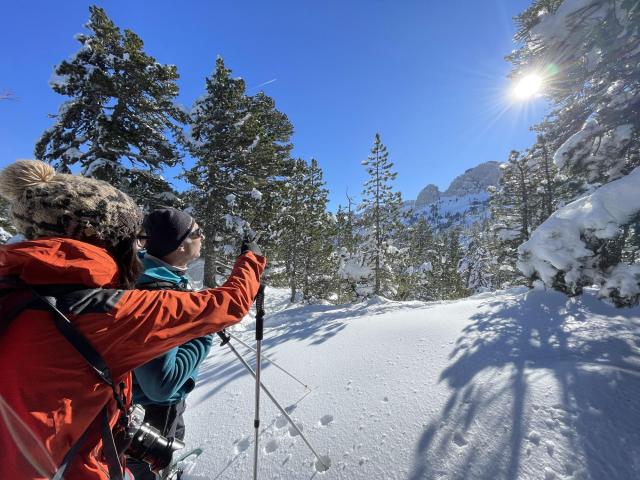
0, 159, 142, 246
142, 207, 195, 258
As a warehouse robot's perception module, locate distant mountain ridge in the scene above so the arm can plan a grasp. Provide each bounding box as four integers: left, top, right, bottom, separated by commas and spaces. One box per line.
404, 161, 502, 230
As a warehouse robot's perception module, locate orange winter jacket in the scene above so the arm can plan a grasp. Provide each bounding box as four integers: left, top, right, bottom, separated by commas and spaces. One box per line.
0, 237, 265, 479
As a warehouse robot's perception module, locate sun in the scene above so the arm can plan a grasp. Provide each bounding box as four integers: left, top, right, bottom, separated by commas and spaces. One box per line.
512, 73, 543, 100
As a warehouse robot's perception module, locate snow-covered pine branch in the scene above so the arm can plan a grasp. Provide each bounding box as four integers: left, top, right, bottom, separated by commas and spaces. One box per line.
517, 167, 640, 306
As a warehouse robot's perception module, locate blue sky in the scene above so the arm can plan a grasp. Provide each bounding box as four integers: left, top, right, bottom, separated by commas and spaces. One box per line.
0, 0, 548, 210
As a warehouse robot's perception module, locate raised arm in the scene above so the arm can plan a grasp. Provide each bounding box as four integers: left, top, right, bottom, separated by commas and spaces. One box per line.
99, 252, 266, 377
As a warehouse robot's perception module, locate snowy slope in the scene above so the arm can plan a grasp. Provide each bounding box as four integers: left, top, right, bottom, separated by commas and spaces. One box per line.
406, 191, 491, 229
404, 162, 500, 230
180, 287, 640, 480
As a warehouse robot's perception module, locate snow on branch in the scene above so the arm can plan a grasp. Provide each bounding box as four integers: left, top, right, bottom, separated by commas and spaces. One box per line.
554, 120, 634, 182
517, 167, 640, 305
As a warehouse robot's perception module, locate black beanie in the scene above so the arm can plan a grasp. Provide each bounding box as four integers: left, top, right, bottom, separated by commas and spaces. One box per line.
143, 207, 195, 258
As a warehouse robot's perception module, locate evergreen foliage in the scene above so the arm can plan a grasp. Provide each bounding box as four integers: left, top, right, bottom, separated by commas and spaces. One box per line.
460, 222, 495, 293
428, 229, 469, 300
274, 159, 336, 302
509, 0, 639, 197
510, 0, 640, 305
335, 195, 367, 302
184, 57, 293, 286
489, 150, 534, 286
127, 169, 184, 211
35, 5, 187, 205
396, 217, 435, 301
359, 133, 403, 297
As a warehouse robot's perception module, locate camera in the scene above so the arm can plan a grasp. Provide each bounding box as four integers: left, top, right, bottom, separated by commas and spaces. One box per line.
114, 404, 185, 472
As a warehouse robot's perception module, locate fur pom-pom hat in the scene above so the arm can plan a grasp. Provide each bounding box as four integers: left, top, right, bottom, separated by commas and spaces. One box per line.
0, 159, 142, 246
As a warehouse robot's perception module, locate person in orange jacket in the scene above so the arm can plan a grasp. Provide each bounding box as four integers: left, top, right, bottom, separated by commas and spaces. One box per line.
0, 160, 266, 480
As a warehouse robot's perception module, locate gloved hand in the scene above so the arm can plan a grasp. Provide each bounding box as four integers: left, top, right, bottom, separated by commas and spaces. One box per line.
240, 232, 262, 256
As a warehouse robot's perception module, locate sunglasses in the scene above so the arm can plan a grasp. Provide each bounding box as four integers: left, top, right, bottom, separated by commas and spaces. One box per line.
189, 227, 204, 239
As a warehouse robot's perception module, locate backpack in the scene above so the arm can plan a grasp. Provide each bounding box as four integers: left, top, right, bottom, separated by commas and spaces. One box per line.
0, 276, 128, 480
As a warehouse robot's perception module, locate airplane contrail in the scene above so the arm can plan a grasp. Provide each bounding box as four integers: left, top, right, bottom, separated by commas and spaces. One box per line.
252, 78, 277, 90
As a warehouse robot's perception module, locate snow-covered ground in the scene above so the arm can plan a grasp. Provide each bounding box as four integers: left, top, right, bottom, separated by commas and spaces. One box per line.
180, 286, 640, 480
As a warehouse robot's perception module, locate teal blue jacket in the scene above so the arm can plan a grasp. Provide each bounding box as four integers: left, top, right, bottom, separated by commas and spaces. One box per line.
132, 254, 213, 406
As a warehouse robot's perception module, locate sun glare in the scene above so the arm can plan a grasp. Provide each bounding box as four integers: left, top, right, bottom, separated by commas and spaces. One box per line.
512, 73, 543, 100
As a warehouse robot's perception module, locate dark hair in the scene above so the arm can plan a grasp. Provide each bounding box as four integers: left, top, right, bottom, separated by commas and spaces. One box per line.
106, 237, 143, 289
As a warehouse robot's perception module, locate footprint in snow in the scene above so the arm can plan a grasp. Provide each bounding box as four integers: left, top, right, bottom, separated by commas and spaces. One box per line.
275, 415, 288, 429
264, 438, 279, 454
528, 431, 541, 445
319, 414, 334, 426
452, 431, 468, 447
234, 437, 251, 454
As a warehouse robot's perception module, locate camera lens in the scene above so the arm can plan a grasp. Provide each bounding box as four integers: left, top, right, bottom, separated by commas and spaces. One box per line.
126, 423, 185, 472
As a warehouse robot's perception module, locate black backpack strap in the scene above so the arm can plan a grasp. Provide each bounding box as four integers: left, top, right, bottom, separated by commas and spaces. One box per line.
36, 292, 119, 397
50, 406, 124, 480
101, 407, 124, 480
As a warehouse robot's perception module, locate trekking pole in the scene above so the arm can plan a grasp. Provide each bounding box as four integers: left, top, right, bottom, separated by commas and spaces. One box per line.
217, 331, 329, 472
253, 284, 266, 480
225, 331, 310, 390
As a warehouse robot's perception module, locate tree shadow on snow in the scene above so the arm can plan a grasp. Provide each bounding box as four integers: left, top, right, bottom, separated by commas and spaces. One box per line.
263, 297, 431, 349
193, 298, 429, 406
409, 289, 640, 480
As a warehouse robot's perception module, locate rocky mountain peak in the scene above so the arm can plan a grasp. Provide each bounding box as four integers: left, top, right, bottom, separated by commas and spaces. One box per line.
415, 184, 440, 207
443, 161, 501, 198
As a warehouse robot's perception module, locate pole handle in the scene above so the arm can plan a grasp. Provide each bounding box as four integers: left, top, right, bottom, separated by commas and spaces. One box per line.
217, 329, 231, 346
255, 284, 266, 341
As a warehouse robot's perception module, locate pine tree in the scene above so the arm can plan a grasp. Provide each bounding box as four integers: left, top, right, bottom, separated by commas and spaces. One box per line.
359, 133, 403, 297
335, 193, 359, 258
301, 159, 337, 301
397, 217, 435, 300
335, 193, 367, 302
490, 150, 534, 286
275, 159, 336, 302
184, 57, 293, 286
509, 0, 639, 197
275, 159, 306, 301
528, 134, 559, 224
460, 222, 495, 292
35, 6, 187, 204
428, 229, 469, 300
510, 0, 640, 305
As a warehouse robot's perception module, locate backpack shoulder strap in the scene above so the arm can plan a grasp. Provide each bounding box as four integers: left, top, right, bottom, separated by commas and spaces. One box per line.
136, 279, 188, 291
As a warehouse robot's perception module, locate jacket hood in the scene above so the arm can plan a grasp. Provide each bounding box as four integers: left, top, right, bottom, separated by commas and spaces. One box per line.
0, 237, 120, 287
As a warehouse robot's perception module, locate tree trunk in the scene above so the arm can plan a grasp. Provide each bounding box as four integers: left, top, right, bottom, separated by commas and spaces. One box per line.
203, 228, 218, 288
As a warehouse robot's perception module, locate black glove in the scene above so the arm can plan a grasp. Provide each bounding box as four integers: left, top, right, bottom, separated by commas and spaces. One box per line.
240, 232, 262, 256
